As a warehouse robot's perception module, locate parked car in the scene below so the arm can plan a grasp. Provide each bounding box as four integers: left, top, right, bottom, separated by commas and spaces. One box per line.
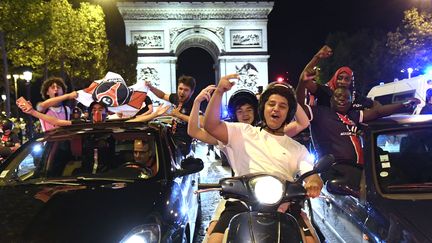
311, 115, 432, 242
0, 121, 203, 243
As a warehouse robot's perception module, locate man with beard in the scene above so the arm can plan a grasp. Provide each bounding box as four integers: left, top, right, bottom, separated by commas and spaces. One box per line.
37, 77, 71, 131
145, 75, 196, 156
296, 69, 420, 189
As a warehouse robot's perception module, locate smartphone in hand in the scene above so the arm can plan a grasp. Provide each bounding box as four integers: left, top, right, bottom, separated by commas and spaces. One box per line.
16, 96, 32, 111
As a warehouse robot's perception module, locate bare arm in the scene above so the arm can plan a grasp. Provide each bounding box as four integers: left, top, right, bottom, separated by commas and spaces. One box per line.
145, 81, 169, 102
141, 104, 153, 116
296, 71, 314, 119
127, 105, 170, 122
363, 98, 420, 122
284, 103, 310, 137
299, 45, 333, 94
36, 91, 77, 112
204, 74, 239, 145
28, 109, 72, 126
187, 85, 218, 145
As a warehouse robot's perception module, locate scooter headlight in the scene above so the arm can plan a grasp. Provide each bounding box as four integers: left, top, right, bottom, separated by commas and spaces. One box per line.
250, 175, 284, 205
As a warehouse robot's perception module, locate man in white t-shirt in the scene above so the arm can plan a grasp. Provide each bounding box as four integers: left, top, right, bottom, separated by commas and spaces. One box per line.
204, 74, 323, 243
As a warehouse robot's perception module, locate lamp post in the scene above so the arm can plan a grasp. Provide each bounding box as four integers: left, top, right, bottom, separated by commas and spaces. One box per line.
1, 94, 6, 112
22, 70, 33, 139
407, 68, 413, 79
12, 74, 19, 100
23, 71, 32, 100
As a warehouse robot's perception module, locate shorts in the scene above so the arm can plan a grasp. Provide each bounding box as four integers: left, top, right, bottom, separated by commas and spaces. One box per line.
211, 201, 312, 237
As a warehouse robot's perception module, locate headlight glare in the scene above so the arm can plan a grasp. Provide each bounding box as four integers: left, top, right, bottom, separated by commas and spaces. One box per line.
120, 224, 160, 243
250, 175, 284, 205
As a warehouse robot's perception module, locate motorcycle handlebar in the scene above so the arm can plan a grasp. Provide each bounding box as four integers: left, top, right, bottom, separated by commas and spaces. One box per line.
198, 183, 221, 189
194, 183, 222, 194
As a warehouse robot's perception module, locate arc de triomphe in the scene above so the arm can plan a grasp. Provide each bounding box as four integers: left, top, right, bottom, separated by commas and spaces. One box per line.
117, 1, 274, 105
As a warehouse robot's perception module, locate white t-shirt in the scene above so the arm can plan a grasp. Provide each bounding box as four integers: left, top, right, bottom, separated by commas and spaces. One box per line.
223, 122, 313, 182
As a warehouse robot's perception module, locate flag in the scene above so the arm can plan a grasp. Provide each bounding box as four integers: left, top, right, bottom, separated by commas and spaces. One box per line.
76, 72, 148, 117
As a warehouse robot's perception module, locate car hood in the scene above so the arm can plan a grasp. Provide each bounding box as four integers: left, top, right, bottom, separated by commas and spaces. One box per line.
378, 199, 432, 241
0, 180, 168, 242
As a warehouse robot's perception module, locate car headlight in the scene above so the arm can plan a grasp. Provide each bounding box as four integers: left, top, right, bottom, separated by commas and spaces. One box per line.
250, 175, 284, 205
120, 224, 160, 243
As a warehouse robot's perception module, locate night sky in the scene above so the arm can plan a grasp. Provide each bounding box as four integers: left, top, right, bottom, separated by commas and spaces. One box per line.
100, 0, 423, 87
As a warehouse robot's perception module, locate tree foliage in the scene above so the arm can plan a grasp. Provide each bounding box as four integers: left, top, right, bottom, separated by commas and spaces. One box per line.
107, 43, 138, 86
1, 0, 108, 89
387, 8, 432, 72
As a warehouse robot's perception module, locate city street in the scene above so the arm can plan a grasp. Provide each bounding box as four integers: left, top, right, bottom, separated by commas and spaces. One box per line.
194, 142, 231, 243
193, 141, 339, 243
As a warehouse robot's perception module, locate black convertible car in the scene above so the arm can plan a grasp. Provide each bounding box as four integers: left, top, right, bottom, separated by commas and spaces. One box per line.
0, 121, 203, 243
312, 115, 432, 243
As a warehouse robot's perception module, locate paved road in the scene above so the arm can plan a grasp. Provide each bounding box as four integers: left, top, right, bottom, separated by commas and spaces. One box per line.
192, 141, 338, 243
193, 142, 231, 243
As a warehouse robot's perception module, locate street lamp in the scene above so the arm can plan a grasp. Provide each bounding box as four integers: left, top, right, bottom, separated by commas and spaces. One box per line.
1, 94, 6, 113
407, 68, 413, 79
22, 70, 33, 139
23, 71, 32, 100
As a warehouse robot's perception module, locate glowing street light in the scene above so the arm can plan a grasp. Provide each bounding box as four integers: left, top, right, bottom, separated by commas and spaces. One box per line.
407, 67, 413, 79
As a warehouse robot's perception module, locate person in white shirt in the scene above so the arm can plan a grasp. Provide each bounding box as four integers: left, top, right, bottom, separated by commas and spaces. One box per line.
203, 74, 322, 243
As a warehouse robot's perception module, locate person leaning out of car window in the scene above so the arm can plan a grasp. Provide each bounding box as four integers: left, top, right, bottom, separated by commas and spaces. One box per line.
17, 98, 170, 127
297, 67, 421, 192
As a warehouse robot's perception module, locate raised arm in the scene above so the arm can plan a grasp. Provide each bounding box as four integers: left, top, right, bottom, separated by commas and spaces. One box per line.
204, 74, 239, 145
363, 98, 420, 122
284, 103, 310, 137
299, 45, 333, 94
127, 105, 170, 122
187, 85, 218, 145
296, 70, 316, 119
145, 81, 169, 102
18, 100, 72, 127
36, 91, 77, 112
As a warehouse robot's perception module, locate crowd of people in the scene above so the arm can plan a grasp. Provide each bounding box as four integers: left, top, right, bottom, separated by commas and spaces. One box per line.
1, 44, 427, 243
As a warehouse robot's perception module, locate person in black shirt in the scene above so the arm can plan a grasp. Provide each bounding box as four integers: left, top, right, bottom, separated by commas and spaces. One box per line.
134, 96, 153, 116
300, 45, 379, 111
18, 99, 169, 126
420, 88, 432, 114
145, 75, 196, 156
297, 69, 420, 189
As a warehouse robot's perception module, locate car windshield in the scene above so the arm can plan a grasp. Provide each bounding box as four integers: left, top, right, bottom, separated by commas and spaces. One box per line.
0, 130, 160, 184
375, 128, 432, 193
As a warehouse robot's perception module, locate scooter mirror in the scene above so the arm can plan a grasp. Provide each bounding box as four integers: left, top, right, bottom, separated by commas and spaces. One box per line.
313, 154, 335, 173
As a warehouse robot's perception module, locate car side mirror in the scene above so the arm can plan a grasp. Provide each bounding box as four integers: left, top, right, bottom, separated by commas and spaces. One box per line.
326, 179, 359, 198
175, 157, 204, 177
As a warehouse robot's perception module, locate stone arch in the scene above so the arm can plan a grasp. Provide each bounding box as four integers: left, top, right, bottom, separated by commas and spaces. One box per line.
172, 28, 223, 62
118, 1, 273, 102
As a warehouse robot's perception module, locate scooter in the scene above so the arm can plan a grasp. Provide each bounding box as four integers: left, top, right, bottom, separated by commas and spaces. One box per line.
197, 154, 334, 243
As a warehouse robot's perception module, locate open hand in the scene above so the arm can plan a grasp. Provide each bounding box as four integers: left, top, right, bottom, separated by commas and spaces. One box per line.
155, 104, 170, 116
195, 85, 216, 103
